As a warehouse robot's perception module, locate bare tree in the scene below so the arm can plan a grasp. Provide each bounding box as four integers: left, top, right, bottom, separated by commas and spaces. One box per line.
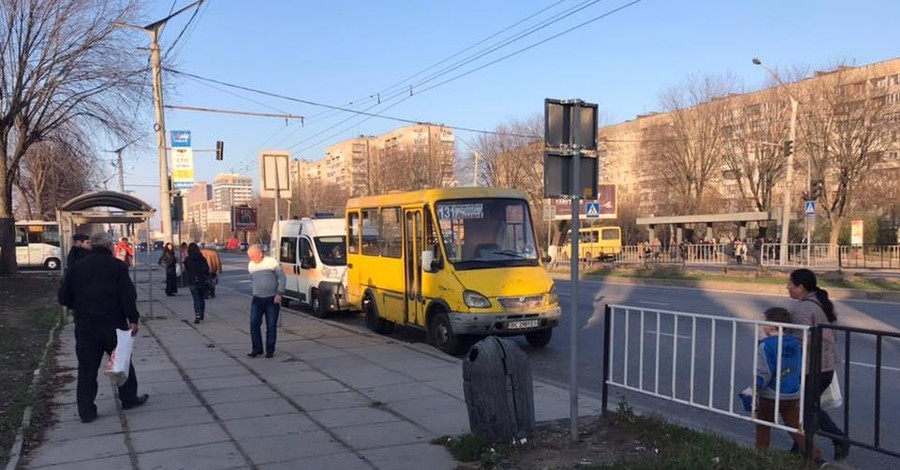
14, 132, 98, 220
798, 67, 900, 244
0, 0, 145, 273
644, 75, 738, 215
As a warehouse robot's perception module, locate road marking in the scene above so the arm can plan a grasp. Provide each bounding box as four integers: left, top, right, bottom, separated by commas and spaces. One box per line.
644, 329, 692, 340
637, 301, 669, 307
849, 361, 900, 373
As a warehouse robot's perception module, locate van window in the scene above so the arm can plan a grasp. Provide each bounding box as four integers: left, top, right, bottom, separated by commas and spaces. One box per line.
299, 238, 313, 260
380, 207, 401, 258
601, 228, 620, 241
348, 212, 359, 254
15, 227, 28, 246
316, 236, 347, 266
362, 208, 380, 256
279, 237, 297, 264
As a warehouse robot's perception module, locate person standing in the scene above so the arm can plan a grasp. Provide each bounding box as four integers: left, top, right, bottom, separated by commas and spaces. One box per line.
158, 243, 178, 296
66, 233, 92, 268
201, 247, 222, 299
247, 245, 285, 358
58, 232, 149, 423
183, 243, 210, 324
787, 268, 850, 461
115, 237, 134, 267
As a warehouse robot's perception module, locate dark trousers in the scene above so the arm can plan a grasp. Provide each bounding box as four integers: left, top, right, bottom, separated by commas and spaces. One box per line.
165, 268, 177, 295
189, 285, 206, 316
756, 397, 821, 459
75, 326, 138, 420
250, 296, 279, 354
815, 370, 846, 444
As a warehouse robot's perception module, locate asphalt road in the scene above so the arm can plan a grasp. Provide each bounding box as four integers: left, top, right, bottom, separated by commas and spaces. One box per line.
206, 252, 898, 467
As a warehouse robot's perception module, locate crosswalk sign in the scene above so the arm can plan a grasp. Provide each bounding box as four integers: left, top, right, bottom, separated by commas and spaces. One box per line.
586, 202, 600, 219
804, 200, 816, 217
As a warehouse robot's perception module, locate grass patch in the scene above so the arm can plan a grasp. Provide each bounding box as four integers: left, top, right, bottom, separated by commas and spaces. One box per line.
432, 434, 514, 468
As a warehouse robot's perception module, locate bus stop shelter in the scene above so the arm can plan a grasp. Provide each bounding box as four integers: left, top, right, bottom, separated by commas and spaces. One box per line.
636, 211, 777, 244
57, 191, 156, 317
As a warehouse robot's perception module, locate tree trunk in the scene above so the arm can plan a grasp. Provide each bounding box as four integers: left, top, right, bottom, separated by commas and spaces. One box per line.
829, 215, 843, 246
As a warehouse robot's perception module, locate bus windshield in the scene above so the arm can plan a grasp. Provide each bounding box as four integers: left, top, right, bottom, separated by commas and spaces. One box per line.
315, 236, 347, 266
435, 199, 538, 270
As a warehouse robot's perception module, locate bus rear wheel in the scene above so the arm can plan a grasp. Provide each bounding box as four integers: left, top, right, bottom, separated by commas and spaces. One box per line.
364, 297, 391, 334
45, 258, 61, 270
428, 310, 462, 355
525, 328, 553, 347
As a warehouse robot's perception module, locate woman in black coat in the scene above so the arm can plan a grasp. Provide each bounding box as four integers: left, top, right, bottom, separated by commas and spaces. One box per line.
183, 243, 210, 324
158, 243, 178, 296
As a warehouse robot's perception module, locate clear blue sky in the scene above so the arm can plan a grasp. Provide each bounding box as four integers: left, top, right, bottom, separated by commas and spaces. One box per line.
117, 0, 899, 219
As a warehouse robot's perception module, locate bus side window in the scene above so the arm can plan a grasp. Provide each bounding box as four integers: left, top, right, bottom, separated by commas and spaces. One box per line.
591, 231, 599, 243
28, 230, 43, 244
348, 212, 360, 254
15, 227, 28, 246
362, 209, 381, 256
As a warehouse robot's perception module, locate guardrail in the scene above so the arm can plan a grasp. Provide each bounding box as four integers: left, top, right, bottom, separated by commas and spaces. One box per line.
760, 243, 839, 268
839, 245, 900, 270
616, 244, 734, 265
600, 305, 810, 436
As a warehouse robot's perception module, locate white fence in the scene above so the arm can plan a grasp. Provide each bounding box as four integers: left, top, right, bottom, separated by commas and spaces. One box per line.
759, 243, 838, 268
605, 305, 810, 434
616, 244, 731, 265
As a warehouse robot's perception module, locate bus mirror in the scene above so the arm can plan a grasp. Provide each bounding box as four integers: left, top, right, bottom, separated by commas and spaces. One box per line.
541, 255, 552, 264
422, 251, 435, 273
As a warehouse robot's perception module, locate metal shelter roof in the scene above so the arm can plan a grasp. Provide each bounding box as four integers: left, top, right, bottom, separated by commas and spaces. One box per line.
58, 191, 155, 224
636, 211, 775, 226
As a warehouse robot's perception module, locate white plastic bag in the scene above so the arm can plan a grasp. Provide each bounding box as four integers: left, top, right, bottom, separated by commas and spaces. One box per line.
105, 329, 134, 387
820, 372, 843, 409
175, 262, 183, 277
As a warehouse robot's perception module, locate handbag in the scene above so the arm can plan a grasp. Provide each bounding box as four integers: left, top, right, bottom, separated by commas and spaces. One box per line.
175, 262, 183, 277
820, 372, 843, 409
105, 329, 134, 387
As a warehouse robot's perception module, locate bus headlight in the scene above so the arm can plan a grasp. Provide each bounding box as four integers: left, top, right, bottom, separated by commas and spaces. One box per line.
463, 290, 491, 308
548, 284, 559, 305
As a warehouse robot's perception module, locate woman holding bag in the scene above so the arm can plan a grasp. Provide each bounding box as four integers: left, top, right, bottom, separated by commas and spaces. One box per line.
787, 268, 850, 461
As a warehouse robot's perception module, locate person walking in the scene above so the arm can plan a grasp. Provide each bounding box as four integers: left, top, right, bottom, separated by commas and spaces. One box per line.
183, 243, 210, 324
158, 242, 178, 296
66, 233, 92, 268
58, 232, 149, 423
247, 244, 285, 358
787, 268, 850, 461
201, 247, 222, 299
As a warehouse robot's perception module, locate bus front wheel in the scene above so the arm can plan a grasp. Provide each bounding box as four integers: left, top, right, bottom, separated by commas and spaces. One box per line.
364, 297, 392, 334
525, 328, 553, 347
310, 289, 329, 319
44, 258, 61, 270
428, 310, 462, 355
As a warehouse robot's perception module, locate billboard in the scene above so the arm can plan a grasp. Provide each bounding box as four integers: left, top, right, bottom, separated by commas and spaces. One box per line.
171, 148, 195, 190
232, 206, 258, 232
851, 219, 864, 246
551, 183, 617, 220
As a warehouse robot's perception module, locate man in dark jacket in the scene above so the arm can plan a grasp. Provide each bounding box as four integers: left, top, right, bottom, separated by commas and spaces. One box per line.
58, 232, 149, 423
66, 233, 92, 268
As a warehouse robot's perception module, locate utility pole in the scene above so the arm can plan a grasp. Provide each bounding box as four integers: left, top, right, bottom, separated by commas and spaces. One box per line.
117, 0, 204, 243
472, 151, 479, 187
116, 149, 125, 192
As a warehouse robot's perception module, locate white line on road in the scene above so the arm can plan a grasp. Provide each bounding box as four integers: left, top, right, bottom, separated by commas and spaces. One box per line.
849, 361, 900, 373
637, 301, 669, 306
645, 329, 692, 340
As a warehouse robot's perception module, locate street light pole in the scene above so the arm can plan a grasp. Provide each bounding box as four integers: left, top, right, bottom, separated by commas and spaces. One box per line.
753, 58, 799, 267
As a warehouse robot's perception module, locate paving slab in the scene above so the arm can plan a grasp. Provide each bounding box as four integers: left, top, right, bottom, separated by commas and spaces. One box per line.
291, 391, 375, 412
125, 405, 216, 432
136, 441, 247, 470
239, 431, 347, 465
209, 397, 297, 420
258, 452, 373, 470
222, 413, 319, 440
360, 442, 457, 470
307, 406, 400, 429
331, 420, 433, 450
273, 379, 350, 397
129, 422, 230, 452
200, 384, 281, 404
28, 455, 133, 470
25, 434, 128, 467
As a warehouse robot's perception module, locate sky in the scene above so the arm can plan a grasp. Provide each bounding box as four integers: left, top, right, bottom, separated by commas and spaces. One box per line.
112, 0, 900, 223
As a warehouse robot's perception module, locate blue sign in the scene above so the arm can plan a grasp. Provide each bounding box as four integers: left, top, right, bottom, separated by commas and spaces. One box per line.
585, 202, 601, 219
171, 130, 191, 148
804, 200, 816, 217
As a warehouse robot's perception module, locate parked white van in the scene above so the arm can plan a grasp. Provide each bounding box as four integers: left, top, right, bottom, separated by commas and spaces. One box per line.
272, 217, 351, 317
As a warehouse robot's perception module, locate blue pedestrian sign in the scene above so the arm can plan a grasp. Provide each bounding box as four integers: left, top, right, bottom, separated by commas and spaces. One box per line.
170, 130, 191, 148
585, 202, 601, 219
804, 200, 816, 217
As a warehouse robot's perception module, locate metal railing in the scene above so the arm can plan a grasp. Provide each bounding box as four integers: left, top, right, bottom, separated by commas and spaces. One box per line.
839, 245, 900, 270
760, 243, 839, 268
601, 305, 810, 435
804, 324, 900, 460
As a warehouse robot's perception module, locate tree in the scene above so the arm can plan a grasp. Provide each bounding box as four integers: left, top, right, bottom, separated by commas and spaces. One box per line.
13, 134, 98, 220
0, 0, 145, 274
644, 75, 738, 215
798, 66, 900, 244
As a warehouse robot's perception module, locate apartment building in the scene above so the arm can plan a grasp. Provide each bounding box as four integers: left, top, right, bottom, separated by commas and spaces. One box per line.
600, 57, 900, 218
212, 173, 253, 211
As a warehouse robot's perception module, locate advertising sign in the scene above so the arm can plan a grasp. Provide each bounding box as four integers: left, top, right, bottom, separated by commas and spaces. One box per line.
171, 147, 195, 190
232, 206, 258, 232
851, 219, 864, 246
551, 183, 617, 220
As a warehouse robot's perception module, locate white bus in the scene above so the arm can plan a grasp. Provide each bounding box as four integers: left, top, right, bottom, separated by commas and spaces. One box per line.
15, 221, 62, 270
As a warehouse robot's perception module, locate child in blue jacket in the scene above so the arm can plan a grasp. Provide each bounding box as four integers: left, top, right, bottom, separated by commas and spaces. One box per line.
752, 307, 822, 462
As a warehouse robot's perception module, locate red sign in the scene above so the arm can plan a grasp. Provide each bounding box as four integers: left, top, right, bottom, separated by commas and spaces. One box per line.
231, 206, 258, 232
551, 183, 617, 220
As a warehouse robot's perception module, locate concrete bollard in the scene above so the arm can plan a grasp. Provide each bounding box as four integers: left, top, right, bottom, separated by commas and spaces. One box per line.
462, 336, 535, 442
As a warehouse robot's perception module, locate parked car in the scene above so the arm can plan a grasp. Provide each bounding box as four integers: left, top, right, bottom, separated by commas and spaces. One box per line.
137, 242, 148, 252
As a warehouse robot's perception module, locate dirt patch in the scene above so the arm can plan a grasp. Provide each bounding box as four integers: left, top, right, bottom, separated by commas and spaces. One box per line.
0, 273, 63, 465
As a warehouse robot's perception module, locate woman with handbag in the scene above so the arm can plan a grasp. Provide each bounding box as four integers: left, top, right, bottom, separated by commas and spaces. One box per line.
183, 243, 210, 324
787, 268, 850, 461
158, 243, 178, 296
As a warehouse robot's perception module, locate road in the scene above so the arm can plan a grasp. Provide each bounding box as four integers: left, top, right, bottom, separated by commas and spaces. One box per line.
204, 252, 898, 467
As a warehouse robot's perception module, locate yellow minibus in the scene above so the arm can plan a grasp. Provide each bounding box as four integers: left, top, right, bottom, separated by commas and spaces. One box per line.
345, 187, 560, 355
558, 226, 622, 262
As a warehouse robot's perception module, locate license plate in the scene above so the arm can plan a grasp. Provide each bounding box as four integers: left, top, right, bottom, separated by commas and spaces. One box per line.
507, 319, 540, 330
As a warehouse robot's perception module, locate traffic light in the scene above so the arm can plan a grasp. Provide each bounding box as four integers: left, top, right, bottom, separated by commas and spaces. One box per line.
216, 141, 224, 160
171, 195, 184, 221
783, 140, 794, 157
810, 179, 824, 199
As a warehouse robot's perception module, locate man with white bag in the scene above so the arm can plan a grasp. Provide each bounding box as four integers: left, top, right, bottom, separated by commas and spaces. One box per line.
59, 232, 149, 423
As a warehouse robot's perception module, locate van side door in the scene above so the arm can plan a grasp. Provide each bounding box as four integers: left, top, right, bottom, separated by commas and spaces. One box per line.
278, 236, 300, 300
298, 236, 315, 303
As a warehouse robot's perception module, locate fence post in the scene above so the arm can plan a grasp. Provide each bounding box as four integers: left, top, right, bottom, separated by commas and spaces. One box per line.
601, 304, 611, 416
803, 326, 823, 461
837, 246, 843, 273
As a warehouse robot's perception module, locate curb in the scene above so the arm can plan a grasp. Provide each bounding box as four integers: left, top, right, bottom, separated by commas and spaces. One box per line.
4, 308, 64, 470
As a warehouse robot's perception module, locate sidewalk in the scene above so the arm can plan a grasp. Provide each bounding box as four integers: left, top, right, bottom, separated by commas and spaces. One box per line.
22, 277, 603, 470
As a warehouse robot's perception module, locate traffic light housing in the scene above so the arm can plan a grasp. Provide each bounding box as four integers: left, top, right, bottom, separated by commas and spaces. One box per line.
216, 141, 224, 160
810, 179, 824, 199
783, 140, 794, 157
171, 195, 184, 221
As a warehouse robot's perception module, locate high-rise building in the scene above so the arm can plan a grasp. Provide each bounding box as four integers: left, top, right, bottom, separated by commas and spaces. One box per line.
212, 173, 253, 211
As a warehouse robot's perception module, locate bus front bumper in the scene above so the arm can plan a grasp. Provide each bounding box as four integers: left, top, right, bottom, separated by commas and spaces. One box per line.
448, 306, 561, 336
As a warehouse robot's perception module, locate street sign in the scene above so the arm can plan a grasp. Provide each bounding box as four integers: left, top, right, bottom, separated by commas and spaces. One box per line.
804, 200, 816, 217
585, 202, 600, 219
170, 130, 191, 148
171, 147, 195, 189
259, 151, 292, 198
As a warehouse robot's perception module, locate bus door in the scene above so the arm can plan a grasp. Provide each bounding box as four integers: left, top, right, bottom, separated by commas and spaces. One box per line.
403, 209, 424, 326
15, 226, 29, 266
